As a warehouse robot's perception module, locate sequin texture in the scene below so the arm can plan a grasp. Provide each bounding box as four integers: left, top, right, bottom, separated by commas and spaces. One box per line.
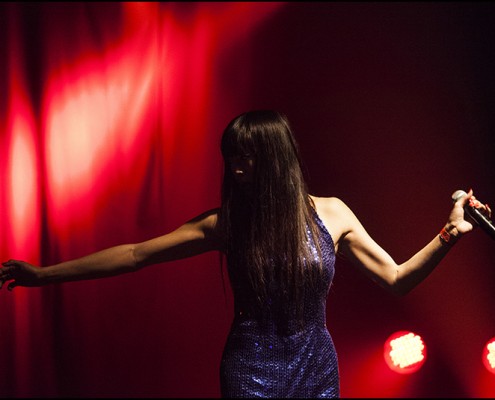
220, 210, 339, 398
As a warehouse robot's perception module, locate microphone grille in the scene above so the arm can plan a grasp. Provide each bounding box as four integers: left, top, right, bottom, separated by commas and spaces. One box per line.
452, 189, 467, 202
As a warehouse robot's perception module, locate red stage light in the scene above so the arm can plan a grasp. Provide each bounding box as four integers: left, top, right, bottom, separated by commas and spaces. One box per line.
482, 337, 495, 375
383, 330, 427, 374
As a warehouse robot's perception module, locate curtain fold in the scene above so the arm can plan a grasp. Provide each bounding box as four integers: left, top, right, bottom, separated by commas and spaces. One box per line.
0, 2, 283, 397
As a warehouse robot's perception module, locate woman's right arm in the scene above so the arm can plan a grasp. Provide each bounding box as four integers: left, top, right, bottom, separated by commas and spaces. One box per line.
0, 208, 221, 290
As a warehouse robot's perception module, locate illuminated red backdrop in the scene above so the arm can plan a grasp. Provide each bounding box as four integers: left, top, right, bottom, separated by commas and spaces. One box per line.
1, 2, 494, 397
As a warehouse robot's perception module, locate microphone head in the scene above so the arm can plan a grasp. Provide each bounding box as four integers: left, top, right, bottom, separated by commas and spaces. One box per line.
452, 189, 467, 202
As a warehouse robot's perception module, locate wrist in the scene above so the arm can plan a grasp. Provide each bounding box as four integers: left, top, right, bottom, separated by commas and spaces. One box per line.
37, 266, 52, 285
439, 224, 460, 245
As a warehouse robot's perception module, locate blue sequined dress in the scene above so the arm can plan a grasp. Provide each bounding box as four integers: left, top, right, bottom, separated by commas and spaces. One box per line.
220, 210, 339, 398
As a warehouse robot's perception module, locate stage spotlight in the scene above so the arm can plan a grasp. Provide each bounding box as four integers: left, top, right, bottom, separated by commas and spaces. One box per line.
383, 330, 426, 374
482, 337, 495, 375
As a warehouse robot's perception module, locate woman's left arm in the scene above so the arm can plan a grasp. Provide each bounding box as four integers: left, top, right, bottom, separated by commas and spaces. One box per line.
315, 190, 491, 295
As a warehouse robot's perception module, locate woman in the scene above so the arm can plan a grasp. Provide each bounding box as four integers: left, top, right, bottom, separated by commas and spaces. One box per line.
0, 110, 491, 397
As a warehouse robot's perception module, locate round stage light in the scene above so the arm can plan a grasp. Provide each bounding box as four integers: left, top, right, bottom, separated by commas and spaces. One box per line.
482, 337, 495, 375
384, 330, 426, 374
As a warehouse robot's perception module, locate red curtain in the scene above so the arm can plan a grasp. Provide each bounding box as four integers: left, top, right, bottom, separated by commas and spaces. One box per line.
0, 2, 283, 397
1, 2, 494, 397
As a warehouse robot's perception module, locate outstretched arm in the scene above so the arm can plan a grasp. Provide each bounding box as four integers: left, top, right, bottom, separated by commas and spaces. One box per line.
313, 190, 491, 295
0, 208, 222, 291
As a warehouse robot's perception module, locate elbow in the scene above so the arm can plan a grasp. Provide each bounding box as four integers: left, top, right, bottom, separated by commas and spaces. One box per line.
384, 269, 412, 297
130, 245, 146, 271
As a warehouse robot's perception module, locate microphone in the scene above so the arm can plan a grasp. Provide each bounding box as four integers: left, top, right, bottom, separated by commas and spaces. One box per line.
452, 190, 495, 240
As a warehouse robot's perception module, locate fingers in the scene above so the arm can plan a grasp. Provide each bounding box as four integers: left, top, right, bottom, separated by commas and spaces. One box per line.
0, 276, 16, 291
468, 196, 492, 219
457, 190, 493, 231
0, 269, 10, 290
2, 259, 20, 267
454, 189, 484, 211
0, 260, 18, 291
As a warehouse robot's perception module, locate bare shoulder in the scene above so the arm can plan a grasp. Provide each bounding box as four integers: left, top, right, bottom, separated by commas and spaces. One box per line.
185, 208, 221, 236
185, 208, 226, 251
187, 208, 219, 226
310, 195, 356, 250
310, 195, 349, 214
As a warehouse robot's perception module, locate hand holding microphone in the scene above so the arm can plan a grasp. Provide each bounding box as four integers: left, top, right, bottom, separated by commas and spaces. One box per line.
451, 189, 494, 240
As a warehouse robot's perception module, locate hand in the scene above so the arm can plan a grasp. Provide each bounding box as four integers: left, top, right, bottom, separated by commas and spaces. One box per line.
448, 189, 492, 236
0, 260, 42, 291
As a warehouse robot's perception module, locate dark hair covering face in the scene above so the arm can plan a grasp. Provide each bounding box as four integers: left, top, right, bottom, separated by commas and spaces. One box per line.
219, 110, 324, 331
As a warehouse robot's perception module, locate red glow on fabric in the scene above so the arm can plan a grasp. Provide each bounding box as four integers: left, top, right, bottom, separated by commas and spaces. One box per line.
40, 1, 285, 243
5, 84, 42, 397
42, 11, 163, 237
340, 337, 412, 398
7, 94, 39, 256
2, 3, 41, 263
0, 8, 51, 395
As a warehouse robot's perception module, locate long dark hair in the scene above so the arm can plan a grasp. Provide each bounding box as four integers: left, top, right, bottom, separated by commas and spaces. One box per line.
219, 110, 323, 329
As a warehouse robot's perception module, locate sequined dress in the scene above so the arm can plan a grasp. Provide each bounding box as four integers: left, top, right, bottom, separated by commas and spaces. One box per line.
220, 211, 339, 398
